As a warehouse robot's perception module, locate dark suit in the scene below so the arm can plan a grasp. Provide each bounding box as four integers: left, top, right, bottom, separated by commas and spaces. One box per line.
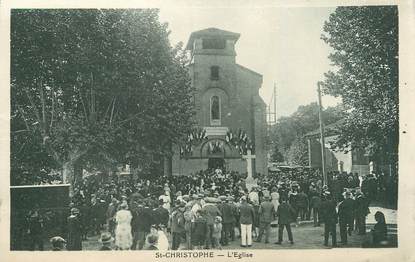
202, 204, 222, 248
154, 206, 169, 227
320, 199, 338, 246
257, 200, 275, 243
67, 215, 82, 250
132, 206, 154, 250
310, 194, 322, 226
171, 209, 185, 250
219, 202, 234, 245
338, 198, 355, 244
354, 196, 369, 235
276, 202, 295, 243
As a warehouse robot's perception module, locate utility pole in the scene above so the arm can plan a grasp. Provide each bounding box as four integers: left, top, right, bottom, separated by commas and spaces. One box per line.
317, 82, 327, 185
273, 83, 277, 123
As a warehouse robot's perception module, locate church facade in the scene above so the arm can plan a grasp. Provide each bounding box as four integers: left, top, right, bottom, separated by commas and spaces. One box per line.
171, 28, 268, 176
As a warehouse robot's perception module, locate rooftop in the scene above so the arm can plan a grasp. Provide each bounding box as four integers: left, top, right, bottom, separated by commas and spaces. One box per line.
186, 27, 241, 50
304, 119, 345, 138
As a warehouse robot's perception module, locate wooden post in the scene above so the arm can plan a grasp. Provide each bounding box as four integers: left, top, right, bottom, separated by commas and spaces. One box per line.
317, 82, 327, 185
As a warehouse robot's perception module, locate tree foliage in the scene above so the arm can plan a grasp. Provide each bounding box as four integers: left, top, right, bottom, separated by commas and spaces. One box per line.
321, 6, 398, 161
11, 9, 194, 185
269, 102, 344, 163
286, 137, 308, 166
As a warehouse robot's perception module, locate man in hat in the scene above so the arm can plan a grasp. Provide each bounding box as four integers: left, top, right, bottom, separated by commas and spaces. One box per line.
275, 197, 295, 245
332, 175, 344, 202
354, 190, 370, 235
153, 199, 170, 228
338, 191, 355, 245
89, 194, 100, 236
106, 197, 119, 236
192, 209, 208, 250
99, 232, 114, 251
171, 201, 186, 250
139, 199, 155, 250
256, 195, 275, 244
309, 186, 322, 227
50, 236, 66, 251
67, 208, 82, 250
288, 186, 300, 227
201, 197, 222, 249
217, 196, 232, 246
320, 192, 338, 247
227, 196, 238, 241
183, 203, 194, 250
191, 194, 203, 218
239, 196, 255, 247
296, 189, 309, 222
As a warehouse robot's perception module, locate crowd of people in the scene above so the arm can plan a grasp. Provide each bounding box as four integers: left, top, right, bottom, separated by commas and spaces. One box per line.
22, 166, 394, 251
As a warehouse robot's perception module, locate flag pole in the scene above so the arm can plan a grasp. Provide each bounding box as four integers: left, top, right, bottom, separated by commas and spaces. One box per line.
317, 82, 327, 185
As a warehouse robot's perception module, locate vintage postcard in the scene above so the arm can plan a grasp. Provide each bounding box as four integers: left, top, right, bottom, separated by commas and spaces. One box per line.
0, 0, 414, 262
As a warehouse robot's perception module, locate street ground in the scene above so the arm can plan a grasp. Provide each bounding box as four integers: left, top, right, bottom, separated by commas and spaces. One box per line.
43, 206, 397, 251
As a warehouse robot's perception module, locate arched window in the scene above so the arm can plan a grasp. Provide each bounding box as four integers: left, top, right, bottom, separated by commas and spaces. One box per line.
210, 95, 221, 125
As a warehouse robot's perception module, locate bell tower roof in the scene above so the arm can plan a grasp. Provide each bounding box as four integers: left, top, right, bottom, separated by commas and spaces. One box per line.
185, 27, 240, 51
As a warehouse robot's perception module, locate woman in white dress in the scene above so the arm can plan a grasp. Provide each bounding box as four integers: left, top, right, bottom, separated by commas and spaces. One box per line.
115, 202, 133, 250
270, 187, 280, 212
159, 190, 171, 211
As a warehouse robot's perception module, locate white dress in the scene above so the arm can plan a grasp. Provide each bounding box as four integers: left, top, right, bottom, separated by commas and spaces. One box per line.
271, 192, 280, 212
115, 209, 133, 250
156, 230, 169, 251
159, 194, 171, 211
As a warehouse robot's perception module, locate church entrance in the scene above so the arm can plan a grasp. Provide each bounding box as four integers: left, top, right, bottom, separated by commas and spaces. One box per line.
208, 158, 225, 170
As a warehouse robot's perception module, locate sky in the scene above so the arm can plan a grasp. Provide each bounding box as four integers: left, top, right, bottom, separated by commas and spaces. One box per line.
158, 7, 341, 119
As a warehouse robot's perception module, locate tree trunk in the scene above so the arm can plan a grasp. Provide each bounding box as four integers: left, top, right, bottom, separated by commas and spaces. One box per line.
73, 160, 83, 186
163, 155, 172, 177
62, 161, 74, 196
163, 141, 173, 177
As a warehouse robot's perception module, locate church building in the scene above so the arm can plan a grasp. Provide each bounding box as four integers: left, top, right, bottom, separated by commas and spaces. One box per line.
171, 28, 268, 176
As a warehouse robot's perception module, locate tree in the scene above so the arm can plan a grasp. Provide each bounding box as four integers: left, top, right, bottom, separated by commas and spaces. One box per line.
11, 9, 194, 186
270, 144, 284, 163
321, 6, 398, 165
286, 138, 308, 166
269, 103, 344, 162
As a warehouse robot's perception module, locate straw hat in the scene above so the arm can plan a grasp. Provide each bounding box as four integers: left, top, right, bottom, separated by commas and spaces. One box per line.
50, 236, 66, 245
99, 232, 114, 244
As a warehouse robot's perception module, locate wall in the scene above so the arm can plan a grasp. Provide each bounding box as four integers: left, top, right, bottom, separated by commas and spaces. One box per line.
171, 33, 268, 176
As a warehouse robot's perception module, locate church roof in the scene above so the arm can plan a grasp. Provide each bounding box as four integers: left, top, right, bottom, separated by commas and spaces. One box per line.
186, 27, 241, 50
236, 64, 262, 78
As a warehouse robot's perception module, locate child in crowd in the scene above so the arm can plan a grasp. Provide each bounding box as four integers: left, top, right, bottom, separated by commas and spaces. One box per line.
372, 211, 388, 246
99, 232, 114, 251
213, 216, 223, 249
144, 234, 159, 250
150, 224, 169, 250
